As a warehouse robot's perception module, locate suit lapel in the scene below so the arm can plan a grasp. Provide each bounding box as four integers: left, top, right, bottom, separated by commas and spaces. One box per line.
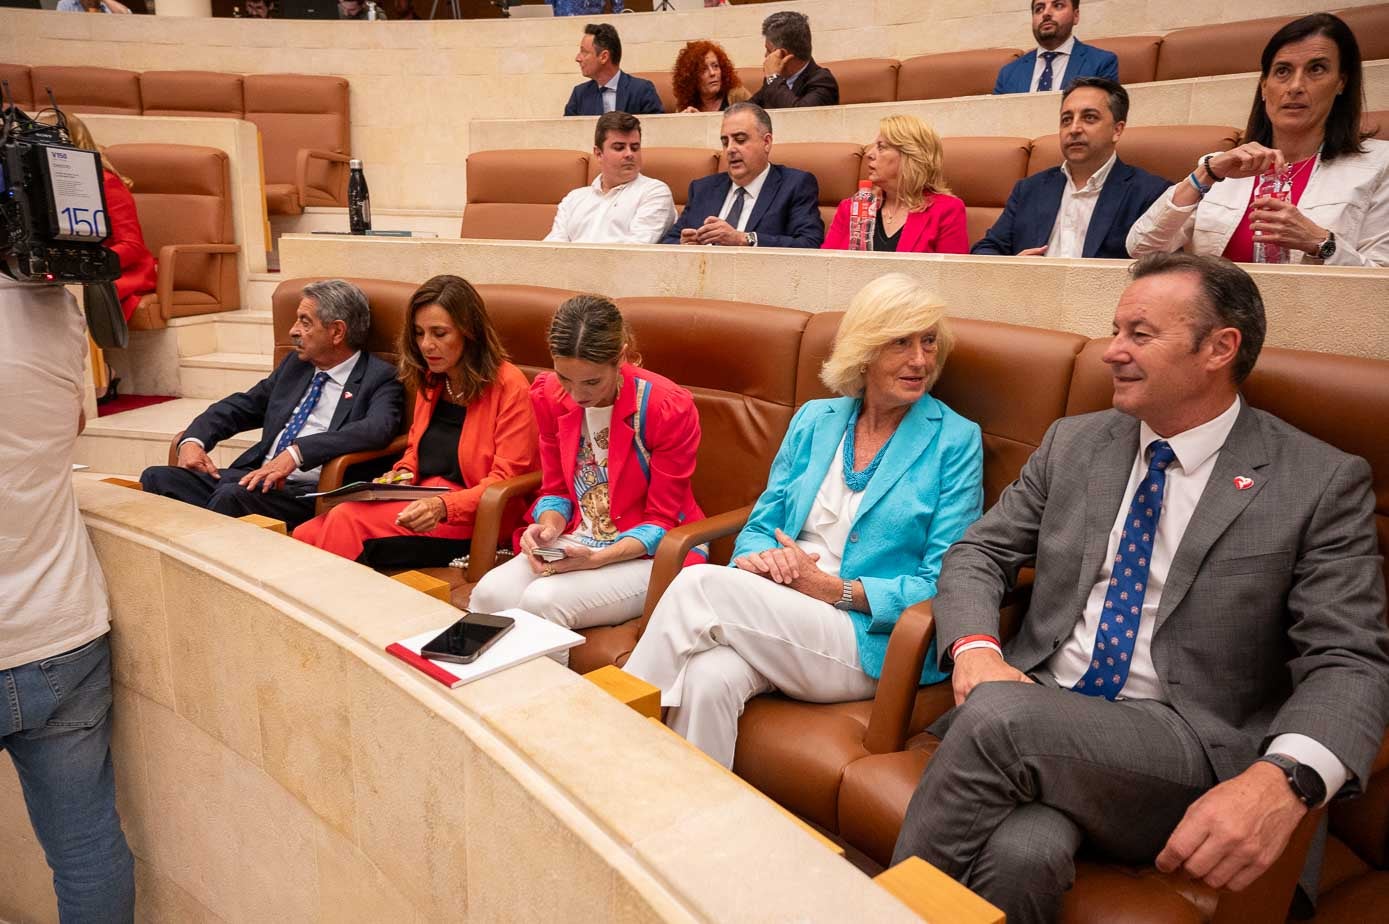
613, 73, 628, 113
746, 165, 782, 232
1156, 405, 1270, 625
1078, 415, 1140, 599
1014, 51, 1038, 91
1032, 169, 1066, 250
853, 396, 943, 527
328, 352, 368, 430
787, 402, 851, 533
1082, 160, 1130, 257
605, 366, 637, 504
898, 206, 930, 253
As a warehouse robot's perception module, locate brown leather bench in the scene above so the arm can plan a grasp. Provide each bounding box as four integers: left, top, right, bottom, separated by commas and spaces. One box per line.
822, 57, 900, 106
461, 148, 590, 240
0, 62, 33, 111
761, 141, 864, 229
896, 49, 1023, 101
244, 74, 351, 216
1027, 124, 1241, 183
939, 136, 1032, 246
1089, 34, 1164, 85
104, 143, 240, 331
139, 70, 245, 120
30, 65, 142, 115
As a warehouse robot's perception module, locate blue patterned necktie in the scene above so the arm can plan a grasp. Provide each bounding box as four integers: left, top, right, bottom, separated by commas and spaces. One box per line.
1037, 51, 1061, 92
272, 371, 330, 459
1074, 440, 1177, 700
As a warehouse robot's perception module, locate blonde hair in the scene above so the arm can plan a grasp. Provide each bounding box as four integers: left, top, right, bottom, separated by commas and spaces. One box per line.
820, 273, 954, 398
877, 114, 949, 212
36, 111, 132, 189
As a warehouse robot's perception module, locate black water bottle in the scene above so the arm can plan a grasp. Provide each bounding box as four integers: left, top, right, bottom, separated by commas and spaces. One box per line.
348, 159, 371, 235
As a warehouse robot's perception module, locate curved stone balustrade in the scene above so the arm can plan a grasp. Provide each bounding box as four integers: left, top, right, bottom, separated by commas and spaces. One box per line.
0, 477, 919, 922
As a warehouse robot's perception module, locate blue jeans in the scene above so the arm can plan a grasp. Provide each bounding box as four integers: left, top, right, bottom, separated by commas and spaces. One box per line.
1, 635, 135, 923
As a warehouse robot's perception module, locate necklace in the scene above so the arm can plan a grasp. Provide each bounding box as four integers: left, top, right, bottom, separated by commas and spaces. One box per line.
443, 376, 461, 403
841, 401, 895, 493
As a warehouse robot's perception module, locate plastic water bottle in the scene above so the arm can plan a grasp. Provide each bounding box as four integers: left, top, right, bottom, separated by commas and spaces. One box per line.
848, 180, 878, 252
348, 159, 372, 235
1252, 168, 1293, 264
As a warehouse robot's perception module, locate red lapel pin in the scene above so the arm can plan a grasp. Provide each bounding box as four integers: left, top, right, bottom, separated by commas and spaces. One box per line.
343, 391, 354, 400
1233, 476, 1254, 490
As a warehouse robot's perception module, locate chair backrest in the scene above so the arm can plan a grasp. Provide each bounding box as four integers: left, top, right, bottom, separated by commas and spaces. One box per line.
242, 74, 350, 187
821, 58, 900, 105
1338, 3, 1389, 62
1087, 35, 1164, 85
1027, 124, 1240, 183
896, 49, 1023, 102
753, 141, 864, 228
139, 71, 244, 119
941, 136, 1033, 245
630, 70, 677, 114
461, 148, 590, 240
587, 147, 719, 211
31, 65, 141, 115
476, 284, 577, 381
736, 66, 764, 99
105, 143, 234, 301
0, 62, 33, 111
1365, 109, 1389, 138
1155, 14, 1297, 81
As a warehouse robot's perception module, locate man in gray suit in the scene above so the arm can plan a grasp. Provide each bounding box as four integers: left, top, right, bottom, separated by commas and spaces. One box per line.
892, 253, 1389, 923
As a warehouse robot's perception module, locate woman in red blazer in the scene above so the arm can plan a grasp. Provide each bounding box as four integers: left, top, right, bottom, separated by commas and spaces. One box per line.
293, 275, 538, 567
469, 294, 705, 660
822, 115, 969, 255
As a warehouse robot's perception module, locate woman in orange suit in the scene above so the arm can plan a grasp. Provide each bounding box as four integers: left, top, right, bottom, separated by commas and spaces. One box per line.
293, 275, 538, 568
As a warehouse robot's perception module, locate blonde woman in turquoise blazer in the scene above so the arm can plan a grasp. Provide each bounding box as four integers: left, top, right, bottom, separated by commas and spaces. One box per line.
626, 274, 984, 768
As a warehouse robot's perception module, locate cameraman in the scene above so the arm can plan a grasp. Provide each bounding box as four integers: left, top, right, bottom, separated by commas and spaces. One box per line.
1, 262, 136, 919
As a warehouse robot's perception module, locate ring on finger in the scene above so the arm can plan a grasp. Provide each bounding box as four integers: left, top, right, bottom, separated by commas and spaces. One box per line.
542, 566, 555, 577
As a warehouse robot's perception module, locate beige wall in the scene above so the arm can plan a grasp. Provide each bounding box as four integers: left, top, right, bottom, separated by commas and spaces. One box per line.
2, 0, 1375, 210
278, 235, 1389, 361
0, 477, 918, 923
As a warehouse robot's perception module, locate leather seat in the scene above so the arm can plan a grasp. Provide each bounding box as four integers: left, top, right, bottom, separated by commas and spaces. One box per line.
138, 70, 244, 119
754, 142, 864, 229
461, 149, 590, 240
821, 58, 899, 105
1028, 124, 1241, 183
104, 143, 240, 331
587, 147, 719, 212
1088, 35, 1164, 85
630, 70, 676, 114
0, 62, 33, 110
896, 49, 1023, 101
939, 136, 1032, 246
1337, 3, 1389, 61
243, 74, 351, 216
29, 65, 141, 115
1155, 14, 1303, 81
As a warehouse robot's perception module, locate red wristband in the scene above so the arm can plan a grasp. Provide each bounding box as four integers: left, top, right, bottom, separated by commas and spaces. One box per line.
951, 634, 1000, 657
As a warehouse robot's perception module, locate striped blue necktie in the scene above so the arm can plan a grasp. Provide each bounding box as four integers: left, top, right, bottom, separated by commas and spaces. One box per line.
272, 371, 330, 459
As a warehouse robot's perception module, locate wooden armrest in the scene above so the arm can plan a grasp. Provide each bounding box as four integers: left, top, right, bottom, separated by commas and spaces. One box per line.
637, 504, 754, 628
317, 435, 408, 493
464, 471, 543, 582
156, 243, 241, 323
296, 148, 351, 206
863, 600, 937, 755
167, 428, 187, 465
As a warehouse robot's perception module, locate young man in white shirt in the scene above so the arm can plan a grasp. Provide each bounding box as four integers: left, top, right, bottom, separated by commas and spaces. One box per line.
545, 112, 676, 245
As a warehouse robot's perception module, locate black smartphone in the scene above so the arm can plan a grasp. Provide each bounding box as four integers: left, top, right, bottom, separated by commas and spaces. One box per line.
421, 611, 516, 665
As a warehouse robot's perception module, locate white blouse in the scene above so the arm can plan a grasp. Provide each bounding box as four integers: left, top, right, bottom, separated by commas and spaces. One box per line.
794, 436, 864, 578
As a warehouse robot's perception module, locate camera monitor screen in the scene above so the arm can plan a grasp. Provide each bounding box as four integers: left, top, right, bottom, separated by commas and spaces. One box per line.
41, 146, 108, 242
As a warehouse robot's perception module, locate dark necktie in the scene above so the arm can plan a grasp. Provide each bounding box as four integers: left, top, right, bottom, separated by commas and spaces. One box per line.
273, 371, 330, 459
602, 86, 615, 113
1073, 440, 1177, 700
724, 186, 748, 229
1037, 51, 1060, 92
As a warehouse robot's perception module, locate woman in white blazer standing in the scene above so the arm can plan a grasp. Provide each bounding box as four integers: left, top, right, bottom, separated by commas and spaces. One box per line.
1128, 13, 1389, 267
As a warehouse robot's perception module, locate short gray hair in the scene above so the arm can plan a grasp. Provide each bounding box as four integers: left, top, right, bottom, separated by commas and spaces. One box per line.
724, 101, 772, 136
302, 279, 371, 350
762, 11, 813, 61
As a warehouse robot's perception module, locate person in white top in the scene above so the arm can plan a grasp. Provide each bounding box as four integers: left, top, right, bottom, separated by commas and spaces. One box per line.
1128, 13, 1389, 267
0, 269, 135, 919
545, 112, 675, 245
892, 253, 1389, 924
625, 274, 985, 769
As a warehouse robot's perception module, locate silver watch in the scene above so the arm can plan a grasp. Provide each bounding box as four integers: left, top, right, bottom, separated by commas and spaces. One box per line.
745, 231, 758, 247
833, 580, 855, 611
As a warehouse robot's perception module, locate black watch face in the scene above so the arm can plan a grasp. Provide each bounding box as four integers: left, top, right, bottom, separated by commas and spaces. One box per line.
1291, 763, 1326, 805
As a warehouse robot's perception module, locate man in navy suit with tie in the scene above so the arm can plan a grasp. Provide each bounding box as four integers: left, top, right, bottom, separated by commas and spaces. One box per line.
660, 102, 824, 249
973, 78, 1169, 259
140, 279, 403, 529
993, 0, 1118, 95
563, 22, 664, 117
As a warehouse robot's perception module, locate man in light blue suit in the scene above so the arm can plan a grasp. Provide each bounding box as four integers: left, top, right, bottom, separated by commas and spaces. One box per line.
993, 0, 1119, 95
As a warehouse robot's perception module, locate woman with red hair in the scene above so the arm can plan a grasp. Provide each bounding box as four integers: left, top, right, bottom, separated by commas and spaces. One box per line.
672, 40, 748, 114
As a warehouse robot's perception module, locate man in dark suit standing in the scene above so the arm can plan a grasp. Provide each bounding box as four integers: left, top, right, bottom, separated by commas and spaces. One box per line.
748, 11, 838, 109
973, 78, 1169, 258
993, 0, 1118, 94
140, 279, 403, 529
660, 102, 823, 249
892, 253, 1389, 924
563, 22, 663, 117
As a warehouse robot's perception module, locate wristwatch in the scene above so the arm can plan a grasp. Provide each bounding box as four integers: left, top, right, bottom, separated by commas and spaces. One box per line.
745, 231, 758, 247
765, 74, 779, 86
1257, 754, 1326, 807
833, 580, 855, 611
1316, 230, 1337, 261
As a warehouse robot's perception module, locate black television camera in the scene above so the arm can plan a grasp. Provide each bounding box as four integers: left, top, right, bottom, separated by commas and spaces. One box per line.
0, 84, 119, 286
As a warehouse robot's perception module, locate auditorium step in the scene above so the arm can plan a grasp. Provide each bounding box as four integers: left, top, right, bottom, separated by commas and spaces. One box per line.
178, 352, 274, 399
246, 272, 281, 314
76, 398, 262, 478
171, 311, 273, 357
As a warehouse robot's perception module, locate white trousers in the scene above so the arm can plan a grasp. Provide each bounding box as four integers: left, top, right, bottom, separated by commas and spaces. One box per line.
624, 564, 878, 769
467, 548, 653, 666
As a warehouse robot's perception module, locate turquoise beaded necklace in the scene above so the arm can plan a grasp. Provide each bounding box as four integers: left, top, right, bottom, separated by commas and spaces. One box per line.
842, 400, 894, 493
